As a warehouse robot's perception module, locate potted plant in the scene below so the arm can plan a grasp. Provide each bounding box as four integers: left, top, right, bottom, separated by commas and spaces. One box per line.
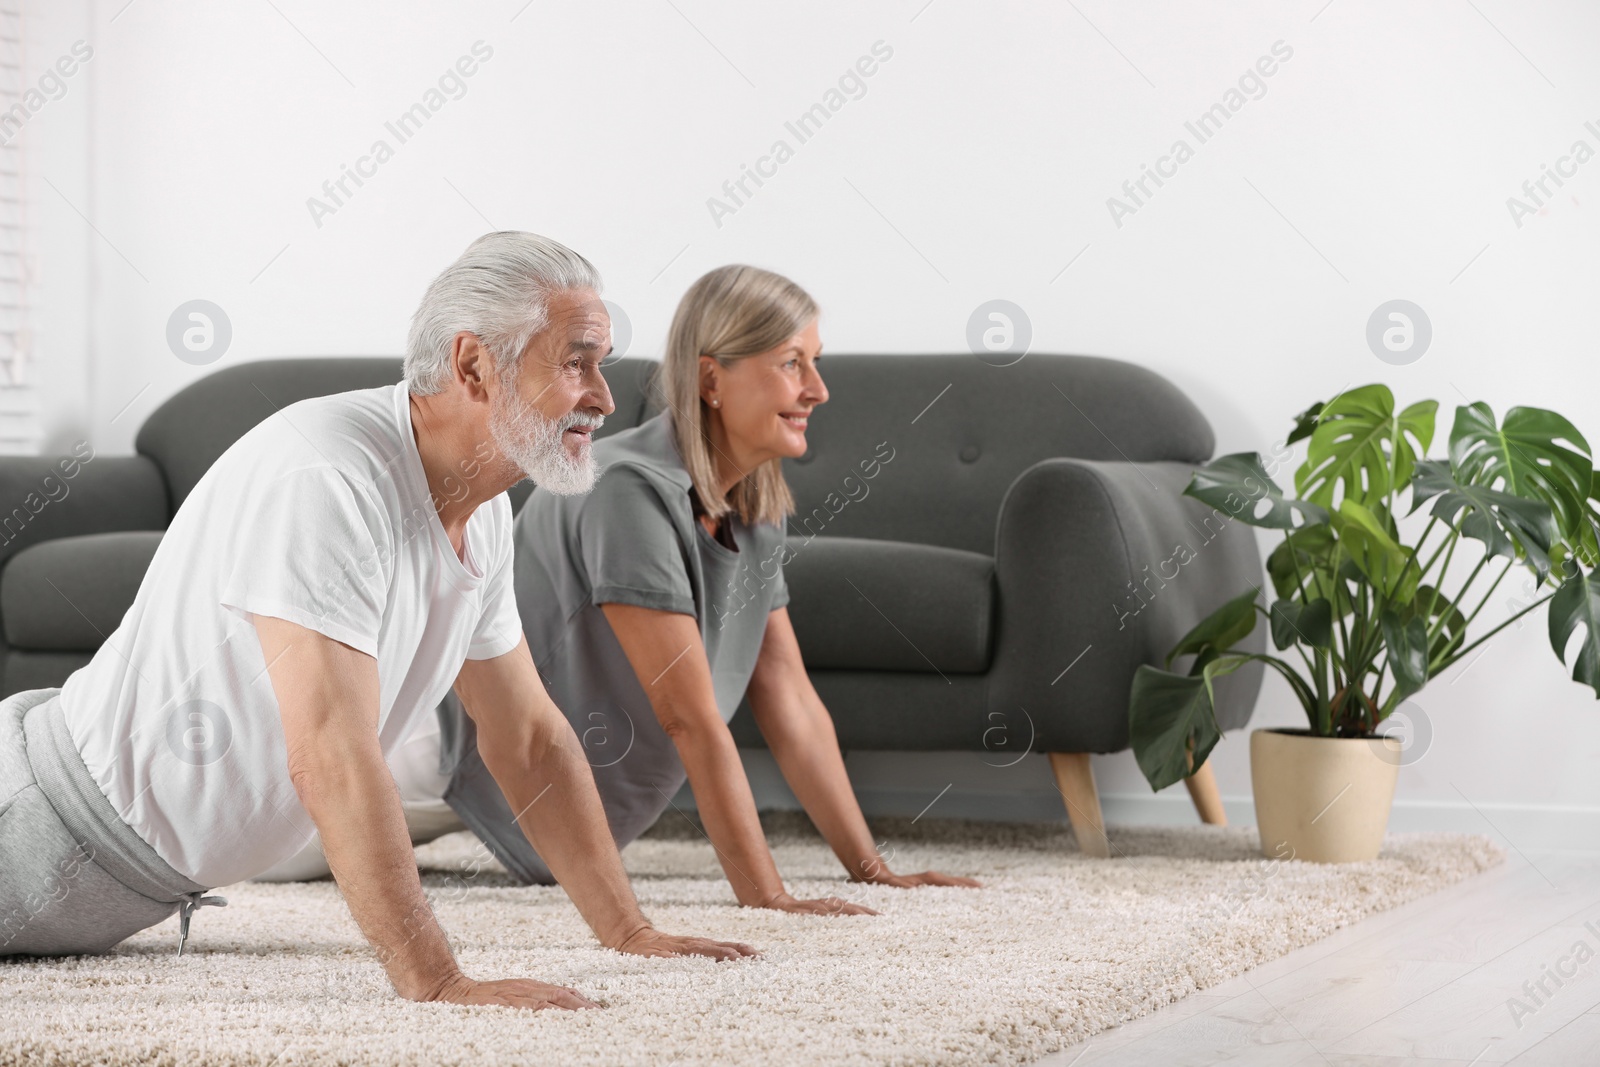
1127, 383, 1600, 861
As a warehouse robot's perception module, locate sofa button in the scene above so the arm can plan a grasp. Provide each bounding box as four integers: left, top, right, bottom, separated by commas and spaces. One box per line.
959, 444, 980, 463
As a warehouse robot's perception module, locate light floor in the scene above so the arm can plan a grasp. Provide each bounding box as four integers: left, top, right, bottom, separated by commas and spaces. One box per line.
1033, 845, 1600, 1066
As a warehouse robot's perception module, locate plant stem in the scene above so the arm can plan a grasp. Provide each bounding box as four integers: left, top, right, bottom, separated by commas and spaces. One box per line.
1371, 639, 1391, 718
1284, 530, 1315, 605
1429, 550, 1486, 647
1457, 557, 1515, 634
1436, 588, 1558, 671
1415, 515, 1448, 572
1422, 528, 1460, 627
1395, 515, 1442, 601
1313, 647, 1329, 723
1283, 528, 1346, 681
1330, 543, 1352, 688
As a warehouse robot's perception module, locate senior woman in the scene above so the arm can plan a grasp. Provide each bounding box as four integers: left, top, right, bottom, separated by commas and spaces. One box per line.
432, 264, 978, 914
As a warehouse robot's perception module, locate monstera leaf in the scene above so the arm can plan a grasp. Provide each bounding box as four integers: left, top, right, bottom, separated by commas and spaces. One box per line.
1571, 470, 1600, 571
1549, 568, 1600, 699
1333, 499, 1420, 604
1286, 399, 1324, 446
1129, 658, 1241, 793
1380, 608, 1430, 703
1450, 403, 1593, 539
1266, 524, 1338, 600
1164, 588, 1260, 671
1266, 526, 1325, 598
1185, 453, 1329, 530
1398, 583, 1468, 663
1296, 384, 1438, 510
1133, 591, 1267, 791
1270, 597, 1333, 651
1131, 651, 1317, 791
1411, 459, 1556, 578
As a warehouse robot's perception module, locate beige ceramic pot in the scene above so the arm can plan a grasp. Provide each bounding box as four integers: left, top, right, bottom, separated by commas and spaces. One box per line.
1250, 728, 1402, 863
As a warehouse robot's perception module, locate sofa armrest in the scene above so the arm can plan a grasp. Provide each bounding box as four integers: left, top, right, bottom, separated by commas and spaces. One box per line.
989, 457, 1266, 753
0, 453, 169, 571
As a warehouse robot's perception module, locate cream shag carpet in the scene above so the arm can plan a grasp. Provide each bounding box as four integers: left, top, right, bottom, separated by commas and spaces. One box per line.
1, 813, 1502, 1066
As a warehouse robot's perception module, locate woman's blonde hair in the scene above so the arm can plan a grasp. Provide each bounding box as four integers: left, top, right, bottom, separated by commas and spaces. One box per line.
658, 265, 818, 528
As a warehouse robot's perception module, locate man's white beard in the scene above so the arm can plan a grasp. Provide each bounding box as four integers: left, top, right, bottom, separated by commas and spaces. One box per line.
489, 387, 603, 495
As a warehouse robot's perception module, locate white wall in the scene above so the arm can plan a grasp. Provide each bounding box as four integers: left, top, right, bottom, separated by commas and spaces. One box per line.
20, 0, 92, 454
29, 0, 1600, 842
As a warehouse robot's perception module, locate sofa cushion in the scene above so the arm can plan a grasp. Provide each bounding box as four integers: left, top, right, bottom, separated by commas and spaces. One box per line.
2, 532, 163, 650
3, 650, 95, 695
0, 454, 168, 572
784, 536, 994, 674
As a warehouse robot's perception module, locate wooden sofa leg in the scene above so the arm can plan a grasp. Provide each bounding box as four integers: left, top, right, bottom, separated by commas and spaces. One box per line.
1185, 759, 1227, 826
1048, 752, 1110, 858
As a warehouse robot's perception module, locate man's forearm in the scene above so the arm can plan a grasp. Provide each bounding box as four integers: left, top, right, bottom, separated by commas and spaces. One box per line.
486, 720, 652, 947
292, 737, 460, 999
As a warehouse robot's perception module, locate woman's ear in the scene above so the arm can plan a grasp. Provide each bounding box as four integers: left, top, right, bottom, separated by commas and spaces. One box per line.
698, 354, 721, 405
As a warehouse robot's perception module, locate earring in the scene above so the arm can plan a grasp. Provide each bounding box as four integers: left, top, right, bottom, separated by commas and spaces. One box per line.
711, 399, 720, 408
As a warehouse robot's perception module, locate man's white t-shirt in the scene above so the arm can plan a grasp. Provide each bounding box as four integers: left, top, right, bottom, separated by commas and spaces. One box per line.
60, 382, 523, 887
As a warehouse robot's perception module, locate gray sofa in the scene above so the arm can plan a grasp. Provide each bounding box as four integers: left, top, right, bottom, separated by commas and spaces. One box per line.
0, 354, 1265, 848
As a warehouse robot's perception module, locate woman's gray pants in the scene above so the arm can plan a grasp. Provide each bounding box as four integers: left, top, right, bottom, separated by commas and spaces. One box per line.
0, 687, 219, 956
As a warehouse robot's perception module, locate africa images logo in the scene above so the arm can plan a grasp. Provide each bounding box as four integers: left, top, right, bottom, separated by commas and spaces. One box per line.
164, 700, 234, 766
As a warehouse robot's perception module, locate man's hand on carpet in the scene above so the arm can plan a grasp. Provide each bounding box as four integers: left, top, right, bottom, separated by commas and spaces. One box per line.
755, 891, 878, 917
613, 926, 761, 961
425, 973, 599, 1011
853, 868, 982, 889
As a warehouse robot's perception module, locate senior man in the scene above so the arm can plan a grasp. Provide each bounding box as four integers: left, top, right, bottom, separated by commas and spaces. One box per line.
0, 231, 755, 1010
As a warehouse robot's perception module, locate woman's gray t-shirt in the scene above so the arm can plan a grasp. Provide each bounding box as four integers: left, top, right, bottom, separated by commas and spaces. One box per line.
436, 411, 789, 884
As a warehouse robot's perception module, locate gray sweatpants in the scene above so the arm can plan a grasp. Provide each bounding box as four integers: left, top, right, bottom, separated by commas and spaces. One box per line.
0, 687, 214, 956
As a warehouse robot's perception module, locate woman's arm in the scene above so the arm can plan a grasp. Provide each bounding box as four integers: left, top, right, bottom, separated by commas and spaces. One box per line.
746, 608, 980, 889
599, 602, 874, 916
452, 635, 757, 962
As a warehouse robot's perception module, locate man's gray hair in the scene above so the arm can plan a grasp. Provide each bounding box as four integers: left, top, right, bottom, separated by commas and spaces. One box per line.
405, 231, 603, 395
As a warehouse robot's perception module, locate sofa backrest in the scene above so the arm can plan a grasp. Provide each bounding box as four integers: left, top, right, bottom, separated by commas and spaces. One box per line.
136, 358, 405, 514
648, 353, 1216, 555
135, 356, 659, 516
134, 353, 1213, 557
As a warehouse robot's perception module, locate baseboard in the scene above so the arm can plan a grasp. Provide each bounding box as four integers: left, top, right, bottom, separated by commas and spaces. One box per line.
685, 784, 1600, 853
1105, 793, 1600, 850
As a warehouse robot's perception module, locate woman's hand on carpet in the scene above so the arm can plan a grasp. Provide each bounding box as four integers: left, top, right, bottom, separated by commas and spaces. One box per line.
425, 973, 599, 1011
854, 868, 982, 889
613, 927, 762, 961
755, 892, 878, 917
